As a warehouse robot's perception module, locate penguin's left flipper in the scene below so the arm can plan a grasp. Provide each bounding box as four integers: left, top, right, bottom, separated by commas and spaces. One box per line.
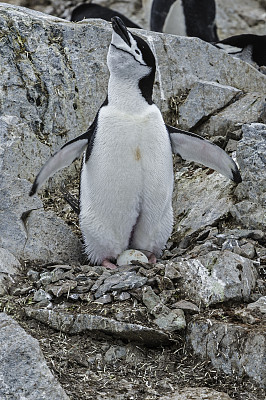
167, 125, 242, 184
29, 132, 90, 196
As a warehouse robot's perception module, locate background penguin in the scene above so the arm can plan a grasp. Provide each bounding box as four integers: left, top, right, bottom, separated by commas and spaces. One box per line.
150, 0, 218, 42
30, 17, 241, 268
215, 34, 266, 70
71, 3, 141, 28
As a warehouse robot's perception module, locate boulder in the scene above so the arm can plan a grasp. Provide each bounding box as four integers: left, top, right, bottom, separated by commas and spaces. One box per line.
172, 250, 258, 305
0, 248, 21, 296
172, 168, 235, 243
196, 93, 265, 138
25, 307, 171, 345
232, 123, 266, 231
0, 312, 69, 400
0, 173, 82, 264
177, 81, 241, 131
187, 318, 266, 388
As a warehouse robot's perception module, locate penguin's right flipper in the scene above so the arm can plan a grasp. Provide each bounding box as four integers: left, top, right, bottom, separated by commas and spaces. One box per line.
29, 132, 90, 196
167, 125, 242, 184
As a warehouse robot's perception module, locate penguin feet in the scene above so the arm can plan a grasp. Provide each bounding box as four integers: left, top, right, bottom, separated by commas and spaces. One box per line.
102, 259, 117, 269
148, 253, 157, 264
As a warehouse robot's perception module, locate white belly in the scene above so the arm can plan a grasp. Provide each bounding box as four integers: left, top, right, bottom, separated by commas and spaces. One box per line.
79, 104, 174, 263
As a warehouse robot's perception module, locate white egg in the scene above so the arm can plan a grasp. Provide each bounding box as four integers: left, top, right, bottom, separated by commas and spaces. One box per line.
117, 249, 148, 266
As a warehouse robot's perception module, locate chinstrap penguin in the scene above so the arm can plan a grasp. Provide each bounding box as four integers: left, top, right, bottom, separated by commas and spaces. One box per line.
150, 0, 218, 42
71, 3, 140, 29
30, 17, 241, 268
215, 34, 266, 70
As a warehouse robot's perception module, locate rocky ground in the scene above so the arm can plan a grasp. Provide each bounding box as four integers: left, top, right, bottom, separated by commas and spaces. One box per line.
0, 1, 265, 400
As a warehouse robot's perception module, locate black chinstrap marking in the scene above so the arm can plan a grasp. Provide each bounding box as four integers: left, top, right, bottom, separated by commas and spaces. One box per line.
111, 44, 147, 67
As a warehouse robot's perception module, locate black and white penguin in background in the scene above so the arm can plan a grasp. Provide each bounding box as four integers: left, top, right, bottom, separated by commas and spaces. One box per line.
215, 34, 266, 72
30, 17, 241, 268
71, 3, 141, 28
149, 0, 218, 42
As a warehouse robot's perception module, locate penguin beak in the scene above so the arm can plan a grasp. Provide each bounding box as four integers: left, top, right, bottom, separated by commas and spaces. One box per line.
111, 16, 131, 47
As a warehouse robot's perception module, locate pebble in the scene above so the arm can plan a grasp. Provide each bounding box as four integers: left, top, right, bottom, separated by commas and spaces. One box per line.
94, 294, 112, 304
247, 296, 266, 314
33, 289, 52, 303
172, 300, 200, 314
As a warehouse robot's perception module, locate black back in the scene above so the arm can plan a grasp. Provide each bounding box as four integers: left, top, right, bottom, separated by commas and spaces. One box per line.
218, 34, 266, 66
71, 3, 141, 29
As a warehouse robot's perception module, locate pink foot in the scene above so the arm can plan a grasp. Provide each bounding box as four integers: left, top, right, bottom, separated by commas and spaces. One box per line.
102, 259, 117, 269
148, 253, 157, 264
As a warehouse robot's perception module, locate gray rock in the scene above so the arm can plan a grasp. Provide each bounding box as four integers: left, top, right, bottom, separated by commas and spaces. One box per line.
104, 345, 127, 363
233, 309, 260, 325
27, 269, 40, 281
33, 288, 52, 303
173, 168, 235, 243
216, 0, 266, 38
0, 248, 21, 296
178, 81, 241, 130
94, 294, 113, 304
0, 173, 82, 264
23, 210, 83, 264
0, 312, 69, 399
45, 280, 77, 297
216, 229, 265, 242
196, 93, 265, 138
164, 264, 181, 281
173, 250, 258, 305
247, 296, 266, 314
221, 238, 256, 260
187, 318, 266, 388
237, 241, 256, 259
160, 387, 233, 400
172, 300, 200, 314
25, 307, 171, 345
90, 271, 112, 293
113, 291, 131, 301
94, 271, 147, 299
142, 286, 186, 331
232, 123, 266, 231
37, 271, 54, 287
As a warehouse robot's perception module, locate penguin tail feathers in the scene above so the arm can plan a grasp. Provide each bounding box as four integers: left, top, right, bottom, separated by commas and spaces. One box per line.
60, 182, 80, 214
29, 136, 88, 197
167, 125, 242, 184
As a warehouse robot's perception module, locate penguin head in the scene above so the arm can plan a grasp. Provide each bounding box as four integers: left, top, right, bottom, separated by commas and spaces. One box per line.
107, 16, 156, 104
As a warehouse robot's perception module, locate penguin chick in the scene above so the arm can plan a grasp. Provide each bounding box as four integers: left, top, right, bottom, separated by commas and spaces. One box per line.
30, 17, 241, 267
215, 34, 266, 70
150, 0, 218, 42
71, 3, 141, 29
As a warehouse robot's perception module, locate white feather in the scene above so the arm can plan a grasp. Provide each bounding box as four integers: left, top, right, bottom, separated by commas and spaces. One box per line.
79, 104, 173, 264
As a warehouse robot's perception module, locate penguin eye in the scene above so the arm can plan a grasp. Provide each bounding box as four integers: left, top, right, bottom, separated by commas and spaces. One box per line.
135, 49, 140, 55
